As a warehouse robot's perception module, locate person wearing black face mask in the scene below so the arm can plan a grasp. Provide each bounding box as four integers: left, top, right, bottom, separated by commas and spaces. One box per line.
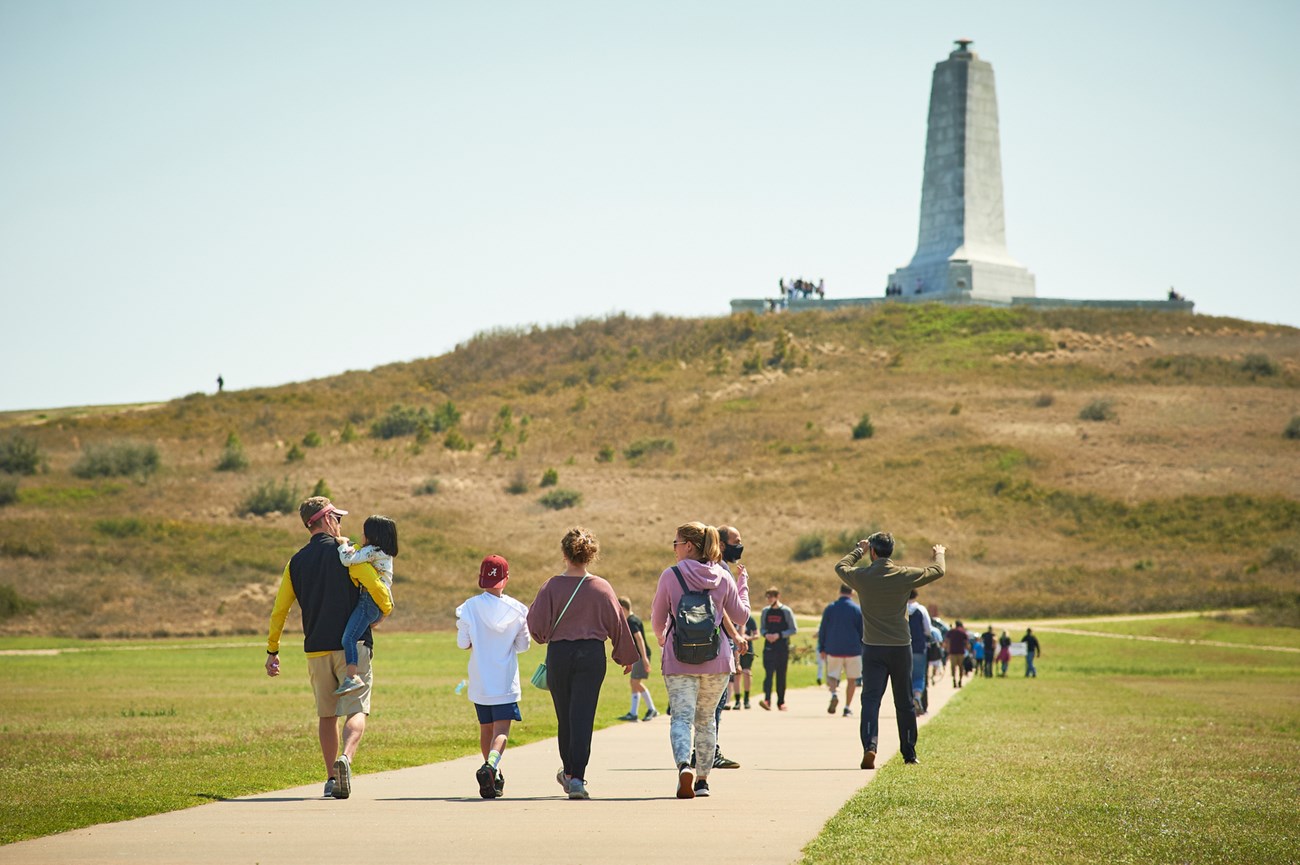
700, 524, 749, 770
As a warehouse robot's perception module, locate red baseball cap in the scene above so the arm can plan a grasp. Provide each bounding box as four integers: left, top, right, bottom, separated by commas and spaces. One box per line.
479, 555, 509, 588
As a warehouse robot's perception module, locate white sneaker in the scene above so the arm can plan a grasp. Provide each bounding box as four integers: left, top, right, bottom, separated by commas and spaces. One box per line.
333, 754, 351, 798
334, 675, 364, 696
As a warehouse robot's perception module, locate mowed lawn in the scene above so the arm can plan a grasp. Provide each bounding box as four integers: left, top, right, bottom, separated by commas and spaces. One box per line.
803, 621, 1300, 865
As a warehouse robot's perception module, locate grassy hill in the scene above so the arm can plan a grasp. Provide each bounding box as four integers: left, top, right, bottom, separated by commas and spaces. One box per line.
2, 304, 1298, 639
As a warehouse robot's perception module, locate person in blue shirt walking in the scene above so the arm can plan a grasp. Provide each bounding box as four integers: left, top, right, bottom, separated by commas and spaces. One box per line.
817, 584, 863, 716
907, 590, 933, 716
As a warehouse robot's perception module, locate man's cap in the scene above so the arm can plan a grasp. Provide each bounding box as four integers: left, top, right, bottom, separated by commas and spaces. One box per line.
479, 555, 509, 588
300, 496, 348, 528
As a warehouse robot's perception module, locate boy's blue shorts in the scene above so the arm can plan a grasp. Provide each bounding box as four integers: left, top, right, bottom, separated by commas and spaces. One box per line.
475, 701, 522, 724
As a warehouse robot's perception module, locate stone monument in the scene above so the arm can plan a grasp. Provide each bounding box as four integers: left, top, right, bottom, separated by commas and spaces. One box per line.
887, 39, 1035, 302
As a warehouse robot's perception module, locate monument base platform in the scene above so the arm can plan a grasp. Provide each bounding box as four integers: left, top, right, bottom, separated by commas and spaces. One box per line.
728, 295, 1195, 315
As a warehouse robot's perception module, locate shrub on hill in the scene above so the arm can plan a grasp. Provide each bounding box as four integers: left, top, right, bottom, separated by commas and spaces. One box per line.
0, 434, 42, 475
540, 468, 559, 487
240, 479, 298, 516
72, 440, 159, 481
539, 488, 582, 510
311, 478, 331, 498
0, 583, 36, 619
792, 533, 825, 561
1285, 416, 1300, 440
0, 475, 18, 507
624, 438, 675, 460
1033, 392, 1055, 408
443, 430, 472, 452
302, 431, 323, 447
595, 445, 614, 463
370, 401, 461, 440
284, 444, 305, 463
505, 472, 529, 495
1240, 353, 1277, 378
852, 413, 875, 440
413, 477, 440, 496
1079, 399, 1115, 422
215, 433, 248, 472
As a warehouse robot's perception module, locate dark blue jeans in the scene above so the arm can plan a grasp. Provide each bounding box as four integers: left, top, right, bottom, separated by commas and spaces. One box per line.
860, 644, 918, 762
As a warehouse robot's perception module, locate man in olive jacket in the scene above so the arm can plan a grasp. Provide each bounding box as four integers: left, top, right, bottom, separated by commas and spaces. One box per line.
834, 532, 945, 769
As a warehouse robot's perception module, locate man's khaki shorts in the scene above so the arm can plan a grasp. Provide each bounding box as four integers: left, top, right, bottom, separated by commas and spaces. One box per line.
825, 654, 863, 681
307, 646, 371, 718
949, 652, 966, 672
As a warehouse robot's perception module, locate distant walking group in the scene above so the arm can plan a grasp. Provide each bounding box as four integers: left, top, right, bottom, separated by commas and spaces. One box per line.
265, 496, 973, 802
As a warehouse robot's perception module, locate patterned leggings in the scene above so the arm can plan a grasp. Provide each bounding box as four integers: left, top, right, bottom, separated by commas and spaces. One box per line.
664, 673, 731, 779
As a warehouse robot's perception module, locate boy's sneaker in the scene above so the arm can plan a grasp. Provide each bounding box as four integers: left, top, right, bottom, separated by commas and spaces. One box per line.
676, 765, 695, 799
494, 770, 505, 797
721, 702, 732, 710
743, 698, 751, 709
333, 675, 364, 696
843, 707, 853, 717
733, 699, 741, 710
758, 699, 771, 711
713, 750, 740, 769
323, 778, 336, 798
332, 755, 351, 798
642, 708, 659, 721
617, 712, 639, 721
567, 778, 589, 800
828, 693, 839, 714
476, 762, 497, 799
778, 704, 788, 711
693, 779, 711, 797
556, 768, 569, 791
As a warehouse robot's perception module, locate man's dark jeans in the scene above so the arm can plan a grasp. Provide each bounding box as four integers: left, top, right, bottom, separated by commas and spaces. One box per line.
860, 643, 918, 762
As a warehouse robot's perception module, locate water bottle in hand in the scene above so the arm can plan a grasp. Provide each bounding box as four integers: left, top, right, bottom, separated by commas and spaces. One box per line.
454, 679, 466, 695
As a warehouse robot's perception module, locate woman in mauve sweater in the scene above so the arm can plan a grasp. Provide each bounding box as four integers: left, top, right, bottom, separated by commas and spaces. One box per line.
650, 521, 749, 800
527, 526, 639, 800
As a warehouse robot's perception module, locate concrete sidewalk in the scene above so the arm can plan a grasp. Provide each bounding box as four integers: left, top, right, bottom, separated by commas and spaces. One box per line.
0, 679, 957, 865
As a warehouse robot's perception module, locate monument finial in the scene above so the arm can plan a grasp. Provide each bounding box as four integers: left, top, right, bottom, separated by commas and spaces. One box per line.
954, 38, 973, 52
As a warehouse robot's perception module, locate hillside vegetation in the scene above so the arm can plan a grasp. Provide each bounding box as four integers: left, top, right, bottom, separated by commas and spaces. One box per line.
1, 305, 1298, 638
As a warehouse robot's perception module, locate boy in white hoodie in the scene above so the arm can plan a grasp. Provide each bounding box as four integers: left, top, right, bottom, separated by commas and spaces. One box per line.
456, 555, 531, 799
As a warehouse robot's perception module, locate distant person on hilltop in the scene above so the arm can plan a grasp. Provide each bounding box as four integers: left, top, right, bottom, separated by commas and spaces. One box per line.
216, 374, 224, 393
1022, 628, 1042, 677
836, 533, 946, 769
265, 496, 393, 799
456, 554, 531, 799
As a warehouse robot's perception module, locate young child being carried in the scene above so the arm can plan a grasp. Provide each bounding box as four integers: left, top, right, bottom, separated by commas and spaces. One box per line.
334, 515, 398, 695
457, 555, 531, 799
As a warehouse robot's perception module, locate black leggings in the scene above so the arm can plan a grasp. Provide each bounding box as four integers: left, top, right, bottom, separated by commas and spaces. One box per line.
762, 640, 789, 704
546, 639, 607, 781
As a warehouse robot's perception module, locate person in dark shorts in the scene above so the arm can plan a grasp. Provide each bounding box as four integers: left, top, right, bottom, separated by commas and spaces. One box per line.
618, 597, 659, 721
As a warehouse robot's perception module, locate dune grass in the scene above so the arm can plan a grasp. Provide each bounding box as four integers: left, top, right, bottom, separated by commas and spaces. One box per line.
801, 619, 1300, 865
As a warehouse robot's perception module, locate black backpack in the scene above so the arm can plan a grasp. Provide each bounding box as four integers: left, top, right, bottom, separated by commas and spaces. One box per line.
670, 565, 720, 664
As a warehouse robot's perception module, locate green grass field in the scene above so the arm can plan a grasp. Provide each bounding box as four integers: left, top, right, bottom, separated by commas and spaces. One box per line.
802, 619, 1300, 865
4, 614, 1299, 865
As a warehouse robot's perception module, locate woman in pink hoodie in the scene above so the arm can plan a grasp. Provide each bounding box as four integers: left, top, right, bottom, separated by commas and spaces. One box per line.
651, 521, 749, 800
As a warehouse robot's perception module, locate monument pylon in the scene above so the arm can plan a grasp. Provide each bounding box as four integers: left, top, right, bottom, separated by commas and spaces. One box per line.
888, 39, 1035, 302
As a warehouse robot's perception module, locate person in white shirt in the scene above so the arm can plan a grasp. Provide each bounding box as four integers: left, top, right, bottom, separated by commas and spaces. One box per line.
456, 555, 531, 799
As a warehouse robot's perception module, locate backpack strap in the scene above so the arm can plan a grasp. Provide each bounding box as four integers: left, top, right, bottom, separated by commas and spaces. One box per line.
667, 566, 687, 635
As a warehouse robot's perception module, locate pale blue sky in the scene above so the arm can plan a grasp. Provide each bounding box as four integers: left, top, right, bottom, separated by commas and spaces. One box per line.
2, 1, 1297, 411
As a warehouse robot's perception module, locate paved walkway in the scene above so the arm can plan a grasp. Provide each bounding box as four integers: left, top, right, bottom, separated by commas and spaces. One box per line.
0, 679, 957, 865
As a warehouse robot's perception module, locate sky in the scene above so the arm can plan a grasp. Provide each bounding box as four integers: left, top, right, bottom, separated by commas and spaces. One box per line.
2, 0, 1298, 412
